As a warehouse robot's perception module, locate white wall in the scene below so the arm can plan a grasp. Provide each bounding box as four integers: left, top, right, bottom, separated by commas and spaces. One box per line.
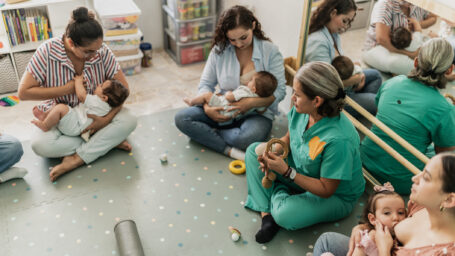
220, 0, 305, 58
133, 0, 164, 49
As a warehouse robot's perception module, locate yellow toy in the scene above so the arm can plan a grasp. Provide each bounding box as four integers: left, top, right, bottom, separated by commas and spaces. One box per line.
229, 160, 246, 175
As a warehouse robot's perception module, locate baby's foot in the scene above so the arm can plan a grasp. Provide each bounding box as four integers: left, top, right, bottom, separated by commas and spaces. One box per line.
32, 106, 47, 121
116, 140, 132, 151
31, 119, 49, 132
183, 97, 194, 106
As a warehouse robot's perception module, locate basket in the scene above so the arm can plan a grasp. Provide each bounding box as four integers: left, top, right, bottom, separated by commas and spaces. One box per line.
0, 54, 18, 94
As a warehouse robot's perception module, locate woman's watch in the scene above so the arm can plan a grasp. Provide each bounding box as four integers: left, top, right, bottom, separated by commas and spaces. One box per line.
289, 167, 297, 182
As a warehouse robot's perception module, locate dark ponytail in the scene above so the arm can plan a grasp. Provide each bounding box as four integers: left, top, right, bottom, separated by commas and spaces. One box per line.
65, 7, 103, 47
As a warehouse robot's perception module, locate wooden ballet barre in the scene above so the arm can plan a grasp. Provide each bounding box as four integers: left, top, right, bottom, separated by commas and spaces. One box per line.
362, 167, 381, 186
284, 64, 428, 166
342, 110, 421, 175
344, 97, 429, 165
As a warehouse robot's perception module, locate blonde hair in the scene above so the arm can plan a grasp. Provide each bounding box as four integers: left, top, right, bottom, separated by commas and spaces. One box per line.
295, 61, 345, 117
408, 38, 454, 89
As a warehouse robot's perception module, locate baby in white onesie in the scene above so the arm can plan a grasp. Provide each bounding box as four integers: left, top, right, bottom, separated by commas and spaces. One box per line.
32, 76, 129, 141
184, 71, 277, 124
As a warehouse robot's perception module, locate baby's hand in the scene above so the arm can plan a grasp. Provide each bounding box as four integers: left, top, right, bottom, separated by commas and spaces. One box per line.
74, 75, 84, 83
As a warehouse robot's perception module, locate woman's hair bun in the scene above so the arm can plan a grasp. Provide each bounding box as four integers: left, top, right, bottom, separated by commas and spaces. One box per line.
72, 7, 95, 23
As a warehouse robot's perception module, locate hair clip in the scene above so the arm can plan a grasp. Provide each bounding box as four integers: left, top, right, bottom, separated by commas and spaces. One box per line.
373, 182, 395, 192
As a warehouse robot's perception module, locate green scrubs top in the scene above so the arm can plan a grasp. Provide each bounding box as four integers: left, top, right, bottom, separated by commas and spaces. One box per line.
288, 107, 365, 202
361, 75, 455, 194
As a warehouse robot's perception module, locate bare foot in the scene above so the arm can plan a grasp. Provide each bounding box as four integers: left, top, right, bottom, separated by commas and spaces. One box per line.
33, 106, 47, 121
31, 119, 50, 132
116, 140, 132, 151
183, 97, 194, 106
49, 154, 84, 181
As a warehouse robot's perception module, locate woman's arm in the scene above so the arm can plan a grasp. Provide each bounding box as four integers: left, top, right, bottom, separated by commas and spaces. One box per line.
419, 13, 437, 29
262, 152, 341, 198
343, 74, 363, 88
375, 23, 418, 59
18, 71, 75, 100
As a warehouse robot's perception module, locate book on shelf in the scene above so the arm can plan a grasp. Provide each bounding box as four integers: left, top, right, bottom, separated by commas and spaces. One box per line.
1, 7, 52, 47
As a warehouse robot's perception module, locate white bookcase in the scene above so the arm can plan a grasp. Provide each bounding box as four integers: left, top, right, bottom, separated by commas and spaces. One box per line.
0, 0, 88, 92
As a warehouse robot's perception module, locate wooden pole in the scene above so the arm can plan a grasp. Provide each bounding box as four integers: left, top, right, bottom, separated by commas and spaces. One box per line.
296, 0, 313, 68
345, 97, 429, 165
343, 110, 421, 175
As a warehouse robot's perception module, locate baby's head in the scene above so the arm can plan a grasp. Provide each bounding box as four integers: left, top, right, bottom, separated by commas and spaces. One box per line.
391, 27, 412, 50
95, 79, 129, 107
362, 183, 406, 232
248, 71, 277, 97
331, 56, 354, 80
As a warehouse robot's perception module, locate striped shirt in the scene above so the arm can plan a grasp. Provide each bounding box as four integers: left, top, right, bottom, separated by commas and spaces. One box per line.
364, 0, 429, 50
26, 36, 120, 111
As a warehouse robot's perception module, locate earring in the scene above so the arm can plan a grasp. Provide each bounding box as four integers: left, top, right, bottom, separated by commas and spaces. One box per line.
440, 204, 445, 212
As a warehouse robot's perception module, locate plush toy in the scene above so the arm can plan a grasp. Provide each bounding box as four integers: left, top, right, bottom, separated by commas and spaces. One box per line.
260, 138, 289, 189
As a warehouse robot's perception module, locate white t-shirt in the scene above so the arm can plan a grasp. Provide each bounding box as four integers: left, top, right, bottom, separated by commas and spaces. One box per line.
74, 94, 111, 128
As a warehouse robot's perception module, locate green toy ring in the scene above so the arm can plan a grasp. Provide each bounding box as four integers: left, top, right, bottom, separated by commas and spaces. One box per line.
229, 160, 246, 174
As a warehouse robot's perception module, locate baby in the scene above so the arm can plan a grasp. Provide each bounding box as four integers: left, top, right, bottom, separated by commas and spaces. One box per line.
390, 18, 425, 52
321, 182, 407, 256
32, 76, 129, 141
184, 71, 277, 124
331, 55, 363, 90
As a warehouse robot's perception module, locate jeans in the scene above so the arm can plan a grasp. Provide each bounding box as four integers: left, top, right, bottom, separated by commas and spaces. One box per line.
174, 106, 273, 153
345, 69, 382, 118
313, 232, 350, 256
0, 134, 24, 173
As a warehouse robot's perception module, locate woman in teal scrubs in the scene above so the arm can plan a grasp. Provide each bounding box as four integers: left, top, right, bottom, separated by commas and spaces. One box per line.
245, 61, 365, 243
361, 38, 455, 195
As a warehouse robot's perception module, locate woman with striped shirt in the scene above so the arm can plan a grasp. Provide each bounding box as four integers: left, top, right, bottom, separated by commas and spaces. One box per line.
362, 0, 437, 75
18, 7, 137, 181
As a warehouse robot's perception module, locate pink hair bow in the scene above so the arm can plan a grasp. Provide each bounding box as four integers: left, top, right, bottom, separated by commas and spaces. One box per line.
373, 182, 395, 192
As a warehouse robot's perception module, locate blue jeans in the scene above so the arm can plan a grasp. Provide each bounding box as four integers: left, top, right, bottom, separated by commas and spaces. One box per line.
313, 232, 350, 256
0, 134, 24, 173
345, 69, 382, 118
174, 106, 272, 153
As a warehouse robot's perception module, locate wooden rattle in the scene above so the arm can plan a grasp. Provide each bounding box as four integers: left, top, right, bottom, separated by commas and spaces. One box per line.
261, 138, 289, 189
444, 93, 455, 105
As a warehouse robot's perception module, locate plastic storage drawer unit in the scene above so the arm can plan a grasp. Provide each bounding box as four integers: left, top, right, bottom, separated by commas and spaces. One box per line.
117, 51, 143, 76
165, 0, 216, 20
94, 0, 141, 36
165, 14, 215, 43
104, 30, 143, 57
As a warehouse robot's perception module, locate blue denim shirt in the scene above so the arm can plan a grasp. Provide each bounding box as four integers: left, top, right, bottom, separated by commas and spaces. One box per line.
198, 37, 286, 120
305, 26, 343, 63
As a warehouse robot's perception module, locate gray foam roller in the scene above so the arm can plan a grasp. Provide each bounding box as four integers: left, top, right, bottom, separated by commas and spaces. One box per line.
114, 220, 145, 256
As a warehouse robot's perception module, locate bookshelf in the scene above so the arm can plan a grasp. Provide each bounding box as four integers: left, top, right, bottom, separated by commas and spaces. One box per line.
0, 0, 87, 92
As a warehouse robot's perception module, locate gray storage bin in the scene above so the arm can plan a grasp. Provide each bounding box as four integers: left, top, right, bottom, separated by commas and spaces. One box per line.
13, 50, 35, 80
350, 0, 372, 30
0, 54, 18, 94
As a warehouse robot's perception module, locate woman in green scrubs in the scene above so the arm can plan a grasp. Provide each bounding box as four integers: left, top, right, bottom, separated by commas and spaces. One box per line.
245, 61, 365, 243
361, 38, 455, 195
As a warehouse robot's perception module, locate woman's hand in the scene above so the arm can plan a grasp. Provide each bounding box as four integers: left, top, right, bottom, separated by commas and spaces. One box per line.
354, 73, 366, 92
82, 114, 111, 135
260, 152, 288, 175
375, 222, 394, 256
228, 97, 255, 115
203, 104, 232, 123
